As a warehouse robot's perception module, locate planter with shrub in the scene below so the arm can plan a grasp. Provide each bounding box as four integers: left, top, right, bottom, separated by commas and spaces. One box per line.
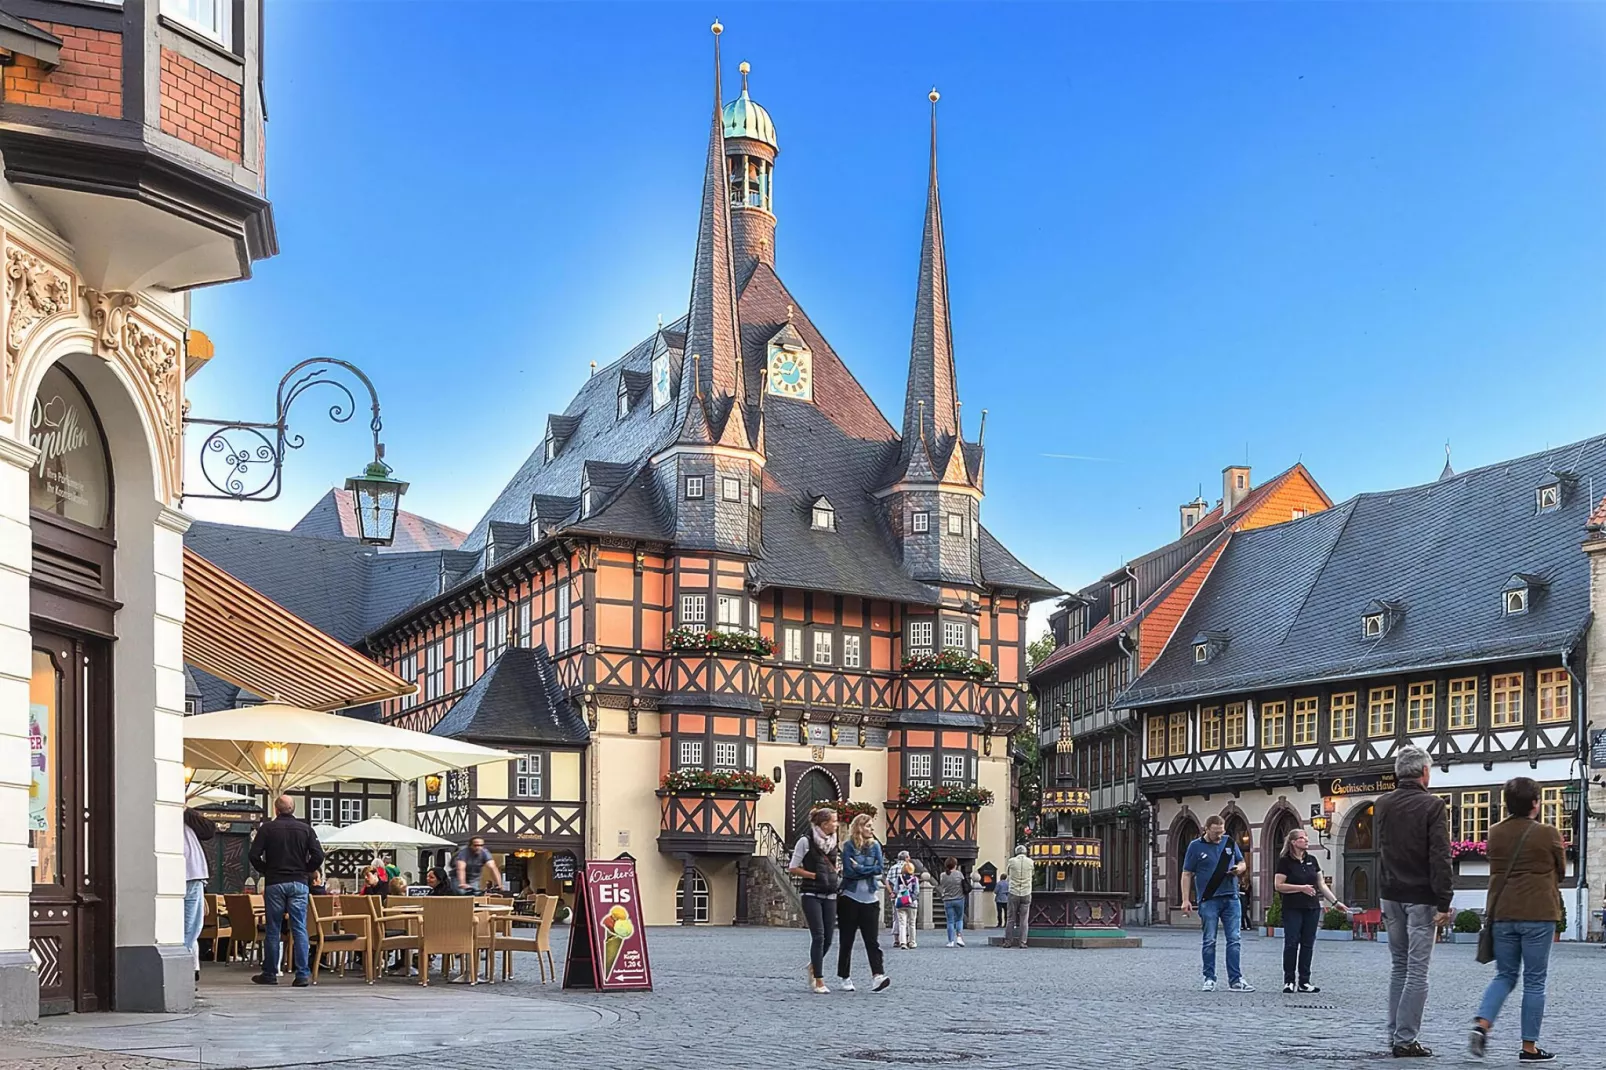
1317, 905, 1353, 941
1265, 894, 1283, 937
1450, 909, 1483, 944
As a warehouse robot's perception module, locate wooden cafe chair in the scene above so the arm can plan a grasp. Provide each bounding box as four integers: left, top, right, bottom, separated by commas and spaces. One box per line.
200, 894, 232, 964
490, 894, 559, 984
223, 895, 263, 967
308, 894, 372, 983
414, 896, 477, 986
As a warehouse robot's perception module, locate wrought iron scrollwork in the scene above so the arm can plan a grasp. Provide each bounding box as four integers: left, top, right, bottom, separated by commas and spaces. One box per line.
183, 358, 384, 503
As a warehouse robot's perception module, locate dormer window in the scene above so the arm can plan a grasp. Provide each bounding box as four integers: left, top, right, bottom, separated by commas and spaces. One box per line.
1537, 482, 1560, 512
617, 382, 630, 420
581, 489, 593, 517
1194, 644, 1208, 664
544, 433, 556, 463
1503, 573, 1545, 616
1362, 599, 1402, 639
1192, 630, 1229, 664
811, 496, 836, 531
1362, 613, 1384, 638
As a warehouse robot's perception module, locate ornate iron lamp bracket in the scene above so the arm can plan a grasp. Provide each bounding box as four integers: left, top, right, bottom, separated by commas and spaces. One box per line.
182, 357, 384, 503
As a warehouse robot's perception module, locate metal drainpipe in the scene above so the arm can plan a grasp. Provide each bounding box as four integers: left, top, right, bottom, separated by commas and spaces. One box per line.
1564, 642, 1588, 940
1115, 629, 1150, 923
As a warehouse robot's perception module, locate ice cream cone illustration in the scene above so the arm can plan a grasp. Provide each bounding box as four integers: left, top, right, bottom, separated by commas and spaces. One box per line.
600, 905, 632, 980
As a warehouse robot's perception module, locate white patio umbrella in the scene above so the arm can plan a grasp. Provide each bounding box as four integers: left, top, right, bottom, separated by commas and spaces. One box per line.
318, 817, 451, 852
185, 784, 257, 806
311, 824, 341, 842
182, 703, 514, 796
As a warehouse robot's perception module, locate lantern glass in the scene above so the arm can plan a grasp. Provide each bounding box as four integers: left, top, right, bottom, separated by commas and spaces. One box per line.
262, 742, 290, 774
1560, 782, 1580, 807
346, 461, 409, 546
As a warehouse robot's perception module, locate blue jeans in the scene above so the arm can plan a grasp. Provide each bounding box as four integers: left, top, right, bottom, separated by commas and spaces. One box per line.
944, 899, 965, 943
1198, 896, 1243, 984
1476, 920, 1553, 1043
183, 880, 207, 965
261, 881, 310, 980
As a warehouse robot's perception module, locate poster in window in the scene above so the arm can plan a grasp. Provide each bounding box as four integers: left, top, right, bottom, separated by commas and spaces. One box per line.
28, 703, 48, 833
28, 366, 108, 528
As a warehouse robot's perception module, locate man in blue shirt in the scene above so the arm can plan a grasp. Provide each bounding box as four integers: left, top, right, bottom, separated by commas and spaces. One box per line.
1180, 815, 1254, 991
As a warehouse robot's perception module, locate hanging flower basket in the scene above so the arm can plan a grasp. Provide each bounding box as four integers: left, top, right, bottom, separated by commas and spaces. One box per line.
901, 648, 995, 680
665, 628, 776, 658
658, 769, 775, 796
827, 800, 879, 820
895, 784, 994, 808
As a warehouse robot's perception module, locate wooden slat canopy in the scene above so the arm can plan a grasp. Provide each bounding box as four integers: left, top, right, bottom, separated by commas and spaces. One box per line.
182, 547, 414, 711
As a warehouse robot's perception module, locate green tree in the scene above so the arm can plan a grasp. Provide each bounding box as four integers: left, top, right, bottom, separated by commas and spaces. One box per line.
1014, 632, 1057, 842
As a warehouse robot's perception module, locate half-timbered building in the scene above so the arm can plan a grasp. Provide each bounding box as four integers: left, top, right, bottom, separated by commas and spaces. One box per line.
186, 29, 1055, 926
1028, 463, 1330, 920
1121, 440, 1597, 936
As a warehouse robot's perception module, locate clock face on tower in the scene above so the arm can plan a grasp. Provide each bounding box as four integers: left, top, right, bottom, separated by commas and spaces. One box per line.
767, 344, 813, 401
651, 354, 671, 411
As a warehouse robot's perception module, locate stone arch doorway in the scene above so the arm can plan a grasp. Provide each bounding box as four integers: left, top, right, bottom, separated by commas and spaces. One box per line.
674, 868, 710, 924
1171, 814, 1200, 910
1343, 802, 1377, 908
1263, 806, 1303, 921
1223, 812, 1253, 927
785, 763, 844, 844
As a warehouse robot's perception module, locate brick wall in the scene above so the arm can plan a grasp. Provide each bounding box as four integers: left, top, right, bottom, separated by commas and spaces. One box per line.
2, 22, 121, 118
158, 48, 241, 163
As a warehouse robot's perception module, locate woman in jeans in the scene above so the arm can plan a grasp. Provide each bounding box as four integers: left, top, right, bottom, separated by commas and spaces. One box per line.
788, 807, 841, 994
938, 857, 967, 948
888, 855, 920, 949
836, 814, 891, 992
1273, 826, 1346, 993
1469, 776, 1565, 1062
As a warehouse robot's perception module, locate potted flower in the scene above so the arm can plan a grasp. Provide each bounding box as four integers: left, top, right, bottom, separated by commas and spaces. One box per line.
1317, 905, 1353, 941
1265, 892, 1284, 938
665, 627, 777, 658
1451, 909, 1482, 944
895, 784, 995, 808
901, 648, 996, 680
658, 769, 776, 796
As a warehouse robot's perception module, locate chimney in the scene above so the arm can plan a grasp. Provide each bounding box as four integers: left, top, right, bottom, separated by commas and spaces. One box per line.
1180, 495, 1209, 536
1222, 465, 1251, 514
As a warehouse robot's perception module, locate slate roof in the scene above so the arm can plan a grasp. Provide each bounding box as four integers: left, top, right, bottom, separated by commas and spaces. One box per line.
291, 489, 467, 553
429, 647, 588, 746
1121, 435, 1606, 707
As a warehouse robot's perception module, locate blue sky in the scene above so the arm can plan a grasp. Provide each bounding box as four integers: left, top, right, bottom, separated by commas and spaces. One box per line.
186, 2, 1606, 635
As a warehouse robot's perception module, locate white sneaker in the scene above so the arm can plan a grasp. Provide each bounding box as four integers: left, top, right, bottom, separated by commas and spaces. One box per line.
1229, 979, 1255, 992
839, 978, 855, 992
1201, 978, 1217, 991
955, 935, 966, 947
1282, 983, 1296, 994
811, 981, 830, 994
872, 974, 891, 992
945, 941, 956, 948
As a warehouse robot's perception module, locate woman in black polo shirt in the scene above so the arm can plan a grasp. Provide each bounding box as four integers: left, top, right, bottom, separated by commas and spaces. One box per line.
1274, 826, 1347, 993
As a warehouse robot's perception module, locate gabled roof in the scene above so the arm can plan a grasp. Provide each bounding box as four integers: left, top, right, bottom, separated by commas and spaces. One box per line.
291, 489, 466, 554
430, 647, 587, 746
1122, 435, 1606, 707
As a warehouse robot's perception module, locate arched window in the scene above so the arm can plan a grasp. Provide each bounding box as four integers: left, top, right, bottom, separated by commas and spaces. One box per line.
675, 868, 710, 924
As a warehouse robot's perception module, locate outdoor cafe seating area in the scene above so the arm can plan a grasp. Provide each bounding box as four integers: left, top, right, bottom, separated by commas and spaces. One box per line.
200, 891, 561, 986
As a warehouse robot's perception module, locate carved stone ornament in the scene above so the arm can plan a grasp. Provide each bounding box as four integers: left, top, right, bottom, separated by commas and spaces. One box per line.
81, 287, 180, 442
585, 702, 598, 732
577, 543, 601, 571
6, 244, 72, 367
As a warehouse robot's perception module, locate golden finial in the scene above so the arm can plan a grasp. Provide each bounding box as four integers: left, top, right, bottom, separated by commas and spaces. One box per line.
589, 360, 597, 377
711, 18, 723, 35
740, 61, 750, 94
929, 87, 940, 104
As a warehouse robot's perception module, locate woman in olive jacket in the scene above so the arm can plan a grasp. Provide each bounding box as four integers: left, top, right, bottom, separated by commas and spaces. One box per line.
1468, 776, 1566, 1063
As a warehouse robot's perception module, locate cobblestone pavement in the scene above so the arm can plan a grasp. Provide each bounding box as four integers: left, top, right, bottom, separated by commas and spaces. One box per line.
6, 925, 1604, 1069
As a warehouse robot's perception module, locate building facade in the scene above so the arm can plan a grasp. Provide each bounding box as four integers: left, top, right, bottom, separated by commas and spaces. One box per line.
1121, 443, 1595, 936
184, 29, 1055, 926
1028, 463, 1329, 921
0, 0, 274, 1021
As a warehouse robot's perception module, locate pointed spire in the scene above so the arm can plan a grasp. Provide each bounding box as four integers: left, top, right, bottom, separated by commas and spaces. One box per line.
889, 87, 964, 486
678, 17, 747, 446
1439, 441, 1455, 481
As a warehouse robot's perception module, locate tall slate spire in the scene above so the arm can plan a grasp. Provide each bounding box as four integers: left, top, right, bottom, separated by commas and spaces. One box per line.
890, 88, 963, 484
678, 19, 749, 449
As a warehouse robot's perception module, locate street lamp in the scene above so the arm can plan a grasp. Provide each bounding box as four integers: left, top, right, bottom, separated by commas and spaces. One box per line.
183, 358, 408, 546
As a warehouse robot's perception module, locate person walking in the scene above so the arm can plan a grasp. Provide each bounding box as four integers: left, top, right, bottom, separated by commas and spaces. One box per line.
1273, 826, 1346, 993
788, 807, 841, 993
1469, 776, 1565, 1062
1002, 845, 1035, 949
938, 857, 967, 947
247, 796, 325, 988
182, 807, 216, 985
1179, 814, 1253, 991
994, 873, 1010, 928
1375, 745, 1454, 1058
888, 854, 920, 949
836, 813, 891, 992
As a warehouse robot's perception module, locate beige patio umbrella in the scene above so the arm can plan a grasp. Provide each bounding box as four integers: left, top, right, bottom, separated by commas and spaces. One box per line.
185, 783, 258, 806
183, 703, 514, 796
318, 817, 452, 853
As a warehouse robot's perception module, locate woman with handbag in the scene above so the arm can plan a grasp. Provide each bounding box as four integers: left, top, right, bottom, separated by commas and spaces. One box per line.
788, 807, 841, 994
1468, 776, 1566, 1062
888, 854, 920, 949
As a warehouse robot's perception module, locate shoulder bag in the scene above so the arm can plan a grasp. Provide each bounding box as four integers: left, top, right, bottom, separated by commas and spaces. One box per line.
1477, 822, 1535, 965
1201, 840, 1238, 902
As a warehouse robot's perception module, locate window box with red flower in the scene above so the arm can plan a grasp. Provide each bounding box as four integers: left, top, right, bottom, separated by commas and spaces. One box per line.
900, 648, 995, 681
665, 628, 776, 659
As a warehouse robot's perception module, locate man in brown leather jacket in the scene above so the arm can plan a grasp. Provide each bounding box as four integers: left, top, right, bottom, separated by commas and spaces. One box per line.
1375, 745, 1454, 1058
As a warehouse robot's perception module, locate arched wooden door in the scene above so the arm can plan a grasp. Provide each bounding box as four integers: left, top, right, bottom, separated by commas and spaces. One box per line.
789, 767, 842, 844
1172, 817, 1200, 908
1263, 809, 1302, 920
1344, 803, 1377, 908
1224, 815, 1253, 926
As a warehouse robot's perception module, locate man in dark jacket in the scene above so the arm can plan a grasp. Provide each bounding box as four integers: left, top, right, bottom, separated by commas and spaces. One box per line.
1374, 745, 1454, 1058
247, 795, 325, 987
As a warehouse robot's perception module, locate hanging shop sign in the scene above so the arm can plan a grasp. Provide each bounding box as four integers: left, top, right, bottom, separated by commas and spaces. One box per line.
563, 857, 653, 992
1590, 729, 1606, 770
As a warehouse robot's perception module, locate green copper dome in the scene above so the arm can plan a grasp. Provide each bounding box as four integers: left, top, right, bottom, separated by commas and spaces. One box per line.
723, 67, 777, 150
